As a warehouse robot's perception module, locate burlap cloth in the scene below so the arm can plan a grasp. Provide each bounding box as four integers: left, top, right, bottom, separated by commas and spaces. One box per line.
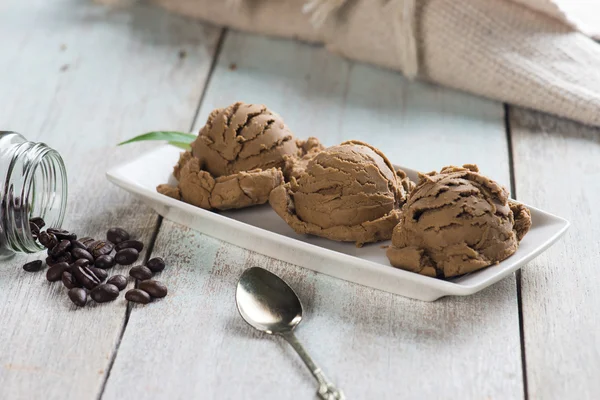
99, 0, 600, 127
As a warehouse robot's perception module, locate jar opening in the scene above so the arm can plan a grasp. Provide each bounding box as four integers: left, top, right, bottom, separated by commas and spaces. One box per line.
2, 141, 67, 254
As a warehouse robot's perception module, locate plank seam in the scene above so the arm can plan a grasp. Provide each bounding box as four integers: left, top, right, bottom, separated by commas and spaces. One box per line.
188, 28, 227, 132
505, 104, 517, 200
96, 216, 164, 400
96, 27, 227, 398
96, 29, 227, 398
505, 104, 529, 400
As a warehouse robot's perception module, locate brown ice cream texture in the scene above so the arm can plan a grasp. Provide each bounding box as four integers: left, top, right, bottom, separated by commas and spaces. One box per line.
191, 102, 318, 177
158, 157, 284, 210
386, 165, 532, 278
269, 140, 413, 246
157, 102, 319, 210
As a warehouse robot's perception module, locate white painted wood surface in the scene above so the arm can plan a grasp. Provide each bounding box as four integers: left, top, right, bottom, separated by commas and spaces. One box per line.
0, 0, 221, 399
103, 32, 524, 399
510, 108, 600, 400
9, 1, 596, 398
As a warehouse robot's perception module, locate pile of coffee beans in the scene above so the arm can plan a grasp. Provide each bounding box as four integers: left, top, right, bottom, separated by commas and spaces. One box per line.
23, 219, 169, 308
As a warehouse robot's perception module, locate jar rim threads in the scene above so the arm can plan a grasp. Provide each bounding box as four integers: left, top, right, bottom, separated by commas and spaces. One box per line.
1, 133, 67, 255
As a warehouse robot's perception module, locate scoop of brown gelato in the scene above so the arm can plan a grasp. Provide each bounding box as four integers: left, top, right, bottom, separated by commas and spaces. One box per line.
386, 164, 532, 278
191, 102, 318, 177
158, 102, 323, 211
269, 140, 413, 246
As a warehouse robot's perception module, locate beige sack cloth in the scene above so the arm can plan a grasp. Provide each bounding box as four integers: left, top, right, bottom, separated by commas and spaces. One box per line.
101, 0, 600, 127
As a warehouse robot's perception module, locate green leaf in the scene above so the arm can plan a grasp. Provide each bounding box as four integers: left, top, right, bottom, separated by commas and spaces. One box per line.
118, 131, 196, 146
167, 141, 192, 151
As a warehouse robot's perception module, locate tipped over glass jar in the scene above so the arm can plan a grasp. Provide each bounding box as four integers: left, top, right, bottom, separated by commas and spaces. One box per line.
0, 132, 67, 259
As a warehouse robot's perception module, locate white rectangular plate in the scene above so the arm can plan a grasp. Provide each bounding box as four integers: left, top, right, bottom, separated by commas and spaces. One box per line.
107, 146, 569, 301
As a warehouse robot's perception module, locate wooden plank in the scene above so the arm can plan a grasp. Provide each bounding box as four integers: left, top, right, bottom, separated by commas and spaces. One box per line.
0, 1, 221, 399
103, 32, 524, 399
510, 107, 600, 399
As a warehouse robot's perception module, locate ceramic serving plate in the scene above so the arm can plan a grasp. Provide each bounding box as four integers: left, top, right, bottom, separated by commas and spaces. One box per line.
107, 145, 569, 301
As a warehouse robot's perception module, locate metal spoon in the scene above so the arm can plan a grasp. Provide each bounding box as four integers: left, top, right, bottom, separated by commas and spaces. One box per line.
236, 267, 345, 400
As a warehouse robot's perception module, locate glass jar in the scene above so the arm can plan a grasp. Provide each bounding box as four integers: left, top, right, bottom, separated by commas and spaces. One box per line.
0, 132, 67, 259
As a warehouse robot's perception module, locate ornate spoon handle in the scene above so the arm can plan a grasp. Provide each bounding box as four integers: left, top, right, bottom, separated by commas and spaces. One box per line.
281, 332, 345, 400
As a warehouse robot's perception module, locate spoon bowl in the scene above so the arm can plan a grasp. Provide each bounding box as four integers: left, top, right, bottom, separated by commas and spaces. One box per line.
236, 267, 302, 334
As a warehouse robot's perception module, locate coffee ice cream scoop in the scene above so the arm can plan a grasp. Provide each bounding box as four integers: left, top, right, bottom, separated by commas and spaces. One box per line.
157, 102, 322, 210
191, 102, 316, 177
386, 164, 532, 278
269, 140, 413, 246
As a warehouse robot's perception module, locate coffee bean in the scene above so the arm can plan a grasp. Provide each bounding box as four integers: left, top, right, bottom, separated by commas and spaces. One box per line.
129, 265, 152, 280
51, 252, 73, 265
68, 288, 87, 307
94, 254, 116, 269
29, 222, 40, 236
87, 240, 114, 258
70, 258, 90, 270
23, 260, 43, 272
146, 257, 165, 273
90, 284, 119, 303
30, 217, 45, 230
79, 236, 95, 246
70, 240, 87, 250
115, 240, 144, 252
71, 247, 94, 263
46, 262, 70, 282
62, 271, 79, 289
107, 227, 130, 245
89, 266, 108, 282
139, 280, 168, 298
49, 239, 71, 257
47, 235, 60, 249
125, 289, 151, 304
47, 228, 77, 241
71, 262, 102, 290
39, 232, 58, 249
47, 254, 71, 267
106, 275, 127, 291
116, 248, 139, 265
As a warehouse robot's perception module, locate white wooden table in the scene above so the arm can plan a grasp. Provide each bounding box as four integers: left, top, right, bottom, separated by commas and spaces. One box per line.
1, 1, 598, 399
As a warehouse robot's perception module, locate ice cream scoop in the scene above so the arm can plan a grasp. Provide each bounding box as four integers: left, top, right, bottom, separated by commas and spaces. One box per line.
157, 102, 321, 210
191, 102, 316, 177
386, 164, 532, 278
269, 140, 413, 246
